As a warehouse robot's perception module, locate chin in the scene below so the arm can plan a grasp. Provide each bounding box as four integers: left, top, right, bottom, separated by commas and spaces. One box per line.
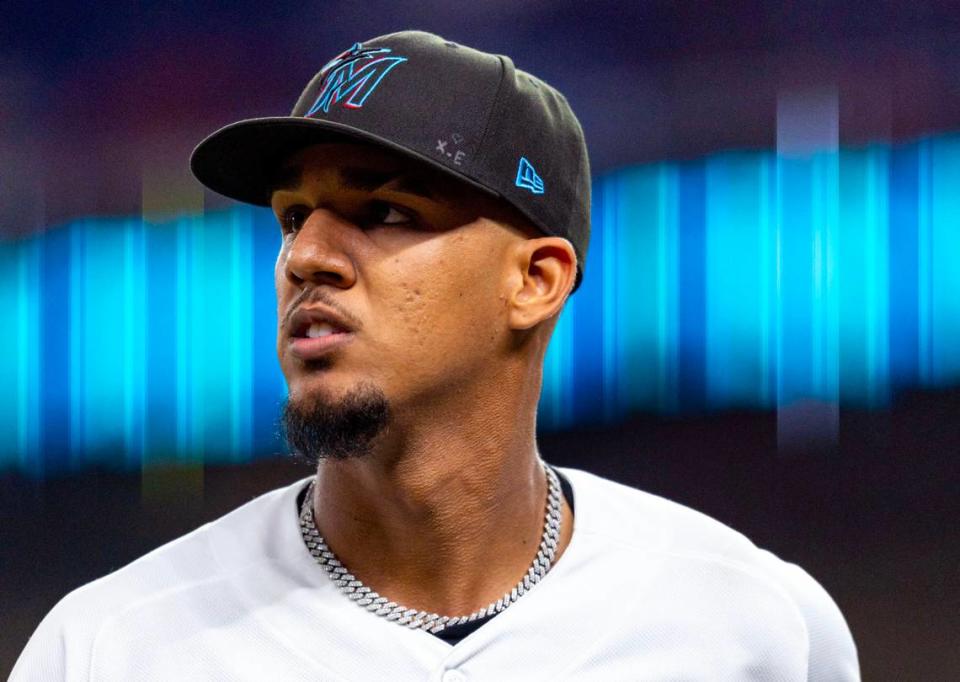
287, 370, 344, 400
291, 363, 384, 399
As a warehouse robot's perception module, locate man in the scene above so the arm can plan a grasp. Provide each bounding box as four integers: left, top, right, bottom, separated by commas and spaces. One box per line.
13, 30, 859, 680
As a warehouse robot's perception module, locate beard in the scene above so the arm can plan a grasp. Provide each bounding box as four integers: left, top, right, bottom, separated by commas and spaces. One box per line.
280, 380, 391, 464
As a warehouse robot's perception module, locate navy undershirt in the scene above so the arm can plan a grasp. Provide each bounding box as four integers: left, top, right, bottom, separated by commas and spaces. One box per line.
296, 466, 575, 646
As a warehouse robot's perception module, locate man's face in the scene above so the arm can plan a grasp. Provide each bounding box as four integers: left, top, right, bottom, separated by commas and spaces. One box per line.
271, 142, 536, 438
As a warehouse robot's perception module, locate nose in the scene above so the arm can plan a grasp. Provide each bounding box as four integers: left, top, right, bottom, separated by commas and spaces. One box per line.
282, 207, 357, 289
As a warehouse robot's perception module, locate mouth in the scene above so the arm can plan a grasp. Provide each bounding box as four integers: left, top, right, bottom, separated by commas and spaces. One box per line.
288, 329, 355, 360
286, 306, 357, 361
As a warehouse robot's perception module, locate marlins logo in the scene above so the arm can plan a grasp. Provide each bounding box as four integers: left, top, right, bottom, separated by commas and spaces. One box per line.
306, 43, 407, 116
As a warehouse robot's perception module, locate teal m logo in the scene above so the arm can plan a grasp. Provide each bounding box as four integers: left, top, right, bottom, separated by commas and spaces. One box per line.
306, 43, 407, 116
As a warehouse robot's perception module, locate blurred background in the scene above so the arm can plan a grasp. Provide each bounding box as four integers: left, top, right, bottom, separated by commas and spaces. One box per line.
3, 1, 960, 678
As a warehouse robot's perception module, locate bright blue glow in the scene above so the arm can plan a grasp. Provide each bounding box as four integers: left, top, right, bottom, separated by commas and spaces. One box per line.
0, 237, 41, 473
544, 133, 960, 427
838, 147, 890, 405
4, 133, 960, 475
706, 153, 774, 409
776, 150, 842, 408
930, 137, 960, 385
0, 208, 287, 476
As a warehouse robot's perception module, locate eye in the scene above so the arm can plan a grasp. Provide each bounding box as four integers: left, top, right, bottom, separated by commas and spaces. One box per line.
366, 201, 413, 227
280, 205, 310, 235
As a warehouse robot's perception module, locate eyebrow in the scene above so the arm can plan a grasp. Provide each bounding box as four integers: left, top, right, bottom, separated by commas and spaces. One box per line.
343, 167, 440, 200
271, 164, 442, 202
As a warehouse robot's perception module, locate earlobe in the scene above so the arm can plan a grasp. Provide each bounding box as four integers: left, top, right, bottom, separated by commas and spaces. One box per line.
506, 238, 576, 330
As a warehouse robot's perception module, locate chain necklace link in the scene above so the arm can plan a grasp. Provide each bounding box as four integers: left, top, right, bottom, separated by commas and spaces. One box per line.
298, 462, 563, 634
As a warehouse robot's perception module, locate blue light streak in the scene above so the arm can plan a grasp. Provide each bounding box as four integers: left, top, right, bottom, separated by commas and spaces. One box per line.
3, 134, 960, 475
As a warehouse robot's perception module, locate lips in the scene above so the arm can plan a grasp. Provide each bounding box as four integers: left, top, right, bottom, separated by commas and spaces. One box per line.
286, 304, 357, 361
288, 330, 354, 360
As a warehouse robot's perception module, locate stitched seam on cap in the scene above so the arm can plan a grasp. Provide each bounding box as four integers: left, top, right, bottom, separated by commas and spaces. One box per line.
472, 54, 508, 174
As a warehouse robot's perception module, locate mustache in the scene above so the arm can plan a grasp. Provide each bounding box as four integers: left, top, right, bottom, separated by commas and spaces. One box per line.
281, 287, 362, 332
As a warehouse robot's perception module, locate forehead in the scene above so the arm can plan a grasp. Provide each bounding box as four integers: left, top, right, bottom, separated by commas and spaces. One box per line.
273, 141, 471, 200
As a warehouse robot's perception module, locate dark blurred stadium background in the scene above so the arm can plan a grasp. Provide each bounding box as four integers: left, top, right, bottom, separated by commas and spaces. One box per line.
3, 2, 960, 678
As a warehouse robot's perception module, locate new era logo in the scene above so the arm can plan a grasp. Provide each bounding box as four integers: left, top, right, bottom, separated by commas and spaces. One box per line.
515, 157, 544, 194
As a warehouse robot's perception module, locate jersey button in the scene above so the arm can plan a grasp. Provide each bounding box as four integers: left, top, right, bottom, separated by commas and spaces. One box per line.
442, 670, 467, 682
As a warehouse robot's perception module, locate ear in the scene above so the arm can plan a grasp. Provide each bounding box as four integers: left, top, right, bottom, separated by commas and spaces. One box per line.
505, 237, 577, 330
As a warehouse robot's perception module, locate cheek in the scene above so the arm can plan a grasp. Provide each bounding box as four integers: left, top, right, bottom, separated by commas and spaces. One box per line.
274, 246, 290, 291
387, 271, 441, 351
274, 249, 296, 357
274, 255, 286, 324
378, 245, 501, 362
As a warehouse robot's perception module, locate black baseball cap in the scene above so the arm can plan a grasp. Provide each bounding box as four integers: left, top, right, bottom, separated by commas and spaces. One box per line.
190, 29, 591, 292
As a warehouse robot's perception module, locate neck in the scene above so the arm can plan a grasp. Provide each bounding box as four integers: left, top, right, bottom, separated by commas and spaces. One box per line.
309, 374, 574, 616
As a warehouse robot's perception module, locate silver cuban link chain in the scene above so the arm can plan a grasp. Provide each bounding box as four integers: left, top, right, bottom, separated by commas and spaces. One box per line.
297, 462, 563, 634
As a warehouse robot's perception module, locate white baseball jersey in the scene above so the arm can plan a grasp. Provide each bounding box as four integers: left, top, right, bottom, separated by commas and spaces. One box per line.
12, 467, 859, 681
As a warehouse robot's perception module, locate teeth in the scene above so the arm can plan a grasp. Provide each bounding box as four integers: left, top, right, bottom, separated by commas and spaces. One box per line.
305, 322, 336, 338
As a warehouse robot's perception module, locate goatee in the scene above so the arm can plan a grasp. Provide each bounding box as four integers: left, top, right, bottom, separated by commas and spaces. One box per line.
280, 381, 390, 463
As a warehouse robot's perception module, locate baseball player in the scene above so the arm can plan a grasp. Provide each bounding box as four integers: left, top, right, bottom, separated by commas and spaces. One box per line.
12, 30, 859, 680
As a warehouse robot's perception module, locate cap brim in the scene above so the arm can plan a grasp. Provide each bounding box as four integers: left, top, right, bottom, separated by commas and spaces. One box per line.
190, 116, 500, 207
